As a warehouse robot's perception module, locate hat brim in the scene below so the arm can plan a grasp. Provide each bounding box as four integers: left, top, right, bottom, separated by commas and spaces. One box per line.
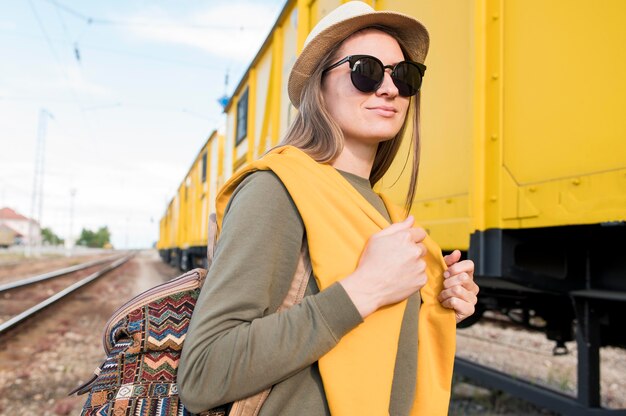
288, 11, 429, 108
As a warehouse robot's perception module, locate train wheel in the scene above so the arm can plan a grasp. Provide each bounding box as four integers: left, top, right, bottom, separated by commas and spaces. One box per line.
180, 251, 191, 272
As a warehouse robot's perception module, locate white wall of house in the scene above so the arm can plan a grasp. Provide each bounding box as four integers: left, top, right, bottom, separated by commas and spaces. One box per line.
0, 218, 41, 245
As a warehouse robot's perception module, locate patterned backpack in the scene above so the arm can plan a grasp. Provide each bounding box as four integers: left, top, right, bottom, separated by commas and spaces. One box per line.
72, 215, 311, 416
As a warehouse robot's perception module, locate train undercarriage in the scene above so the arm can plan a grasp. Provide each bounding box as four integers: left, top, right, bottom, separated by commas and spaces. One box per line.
461, 222, 626, 414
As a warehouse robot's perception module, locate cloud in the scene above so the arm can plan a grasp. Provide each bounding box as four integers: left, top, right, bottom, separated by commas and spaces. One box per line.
125, 3, 279, 61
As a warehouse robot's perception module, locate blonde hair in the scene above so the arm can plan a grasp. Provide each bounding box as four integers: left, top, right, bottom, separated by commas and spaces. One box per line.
279, 26, 422, 214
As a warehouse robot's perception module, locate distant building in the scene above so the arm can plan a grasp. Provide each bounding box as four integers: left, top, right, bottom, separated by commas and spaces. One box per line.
0, 224, 20, 247
0, 207, 41, 247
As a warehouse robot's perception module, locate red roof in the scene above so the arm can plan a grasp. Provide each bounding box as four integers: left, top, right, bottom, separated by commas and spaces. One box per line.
0, 207, 30, 221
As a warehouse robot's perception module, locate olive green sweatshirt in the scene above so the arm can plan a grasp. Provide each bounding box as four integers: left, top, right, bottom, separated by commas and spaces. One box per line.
178, 170, 419, 415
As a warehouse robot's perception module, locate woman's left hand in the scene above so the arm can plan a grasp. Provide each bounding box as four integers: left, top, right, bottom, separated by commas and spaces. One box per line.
438, 250, 479, 324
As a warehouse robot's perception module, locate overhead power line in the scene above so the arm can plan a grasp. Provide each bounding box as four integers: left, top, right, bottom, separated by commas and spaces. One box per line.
41, 0, 263, 31
0, 30, 224, 70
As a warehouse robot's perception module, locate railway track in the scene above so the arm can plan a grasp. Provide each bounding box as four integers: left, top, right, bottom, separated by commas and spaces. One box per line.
0, 253, 134, 336
454, 317, 626, 415
457, 327, 560, 359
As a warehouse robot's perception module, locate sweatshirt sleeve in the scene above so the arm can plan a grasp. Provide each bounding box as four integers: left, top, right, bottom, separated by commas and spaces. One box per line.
178, 171, 363, 413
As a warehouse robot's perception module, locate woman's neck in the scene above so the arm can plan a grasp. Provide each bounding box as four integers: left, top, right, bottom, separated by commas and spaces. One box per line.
331, 140, 377, 179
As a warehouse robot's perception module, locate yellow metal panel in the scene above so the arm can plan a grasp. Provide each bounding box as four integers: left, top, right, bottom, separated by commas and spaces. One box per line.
217, 131, 225, 189
309, 0, 342, 24
296, 0, 310, 53
189, 164, 197, 246
481, 0, 504, 231
224, 111, 235, 180
209, 134, 219, 215
270, 27, 284, 148
502, 0, 626, 185
280, 6, 298, 136
175, 186, 182, 248
515, 169, 626, 228
411, 193, 471, 250
181, 178, 191, 248
157, 217, 165, 249
246, 70, 257, 164
256, 45, 274, 156
194, 142, 210, 247
174, 185, 185, 248
309, 0, 318, 29
471, 0, 488, 235
164, 202, 172, 249
501, 168, 520, 222
200, 166, 208, 245
372, 0, 386, 9
170, 202, 176, 249
188, 163, 198, 246
253, 54, 272, 158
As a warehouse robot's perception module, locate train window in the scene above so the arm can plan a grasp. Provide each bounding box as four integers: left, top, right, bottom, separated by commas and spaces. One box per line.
236, 88, 249, 145
201, 152, 207, 183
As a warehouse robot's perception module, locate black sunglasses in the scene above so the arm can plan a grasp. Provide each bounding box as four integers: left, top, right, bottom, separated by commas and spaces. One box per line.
322, 54, 426, 97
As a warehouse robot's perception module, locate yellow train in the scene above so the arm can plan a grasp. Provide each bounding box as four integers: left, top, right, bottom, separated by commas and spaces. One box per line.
158, 0, 625, 412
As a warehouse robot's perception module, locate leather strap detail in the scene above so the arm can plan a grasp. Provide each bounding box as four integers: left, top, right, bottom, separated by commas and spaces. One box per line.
207, 213, 218, 268
228, 389, 270, 416
278, 239, 310, 311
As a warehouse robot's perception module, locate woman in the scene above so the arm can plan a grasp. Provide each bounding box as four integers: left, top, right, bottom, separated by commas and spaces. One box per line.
179, 2, 478, 415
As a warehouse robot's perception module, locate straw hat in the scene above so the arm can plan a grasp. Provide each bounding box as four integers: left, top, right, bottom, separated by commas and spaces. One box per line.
288, 1, 429, 108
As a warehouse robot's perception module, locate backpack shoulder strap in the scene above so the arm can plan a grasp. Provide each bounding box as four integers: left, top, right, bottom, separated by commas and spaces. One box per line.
207, 213, 218, 269
226, 237, 311, 416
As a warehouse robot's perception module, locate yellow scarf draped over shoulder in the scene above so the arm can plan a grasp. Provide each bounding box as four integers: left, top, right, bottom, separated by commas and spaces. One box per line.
216, 146, 455, 415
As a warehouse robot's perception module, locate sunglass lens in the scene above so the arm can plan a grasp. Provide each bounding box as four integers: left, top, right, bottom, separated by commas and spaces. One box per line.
392, 62, 422, 96
350, 57, 383, 93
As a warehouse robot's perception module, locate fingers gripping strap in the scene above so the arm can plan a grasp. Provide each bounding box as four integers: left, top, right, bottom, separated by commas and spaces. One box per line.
228, 237, 311, 416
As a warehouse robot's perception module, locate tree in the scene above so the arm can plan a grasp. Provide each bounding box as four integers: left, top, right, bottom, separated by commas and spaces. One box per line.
76, 226, 111, 248
42, 227, 64, 245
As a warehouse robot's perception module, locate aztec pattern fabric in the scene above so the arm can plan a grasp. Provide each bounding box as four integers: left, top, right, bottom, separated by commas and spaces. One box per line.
74, 268, 229, 416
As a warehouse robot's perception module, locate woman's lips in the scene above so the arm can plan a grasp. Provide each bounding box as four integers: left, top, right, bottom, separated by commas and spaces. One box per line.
367, 106, 397, 117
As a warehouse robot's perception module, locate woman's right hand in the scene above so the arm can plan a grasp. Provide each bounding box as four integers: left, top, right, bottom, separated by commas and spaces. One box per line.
340, 215, 428, 318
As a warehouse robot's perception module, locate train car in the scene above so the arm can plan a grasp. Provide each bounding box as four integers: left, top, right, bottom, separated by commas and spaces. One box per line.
160, 0, 625, 412
156, 205, 170, 262
157, 198, 176, 264
158, 130, 225, 270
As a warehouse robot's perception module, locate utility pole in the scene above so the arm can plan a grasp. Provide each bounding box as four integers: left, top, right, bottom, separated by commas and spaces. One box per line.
66, 187, 76, 257
27, 108, 53, 257
0, 180, 5, 207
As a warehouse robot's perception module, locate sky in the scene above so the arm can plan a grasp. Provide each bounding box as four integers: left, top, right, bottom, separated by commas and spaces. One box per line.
0, 0, 287, 249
